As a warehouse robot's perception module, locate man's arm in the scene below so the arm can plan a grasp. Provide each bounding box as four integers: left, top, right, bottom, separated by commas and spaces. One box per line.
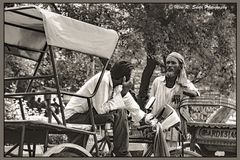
182, 87, 199, 97
122, 92, 146, 122
92, 81, 126, 114
94, 75, 145, 122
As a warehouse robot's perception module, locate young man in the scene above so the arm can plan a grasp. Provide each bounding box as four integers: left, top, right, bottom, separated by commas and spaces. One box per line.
64, 61, 146, 157
146, 52, 200, 156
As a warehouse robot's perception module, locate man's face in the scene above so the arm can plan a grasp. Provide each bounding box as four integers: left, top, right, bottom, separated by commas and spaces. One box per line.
166, 56, 181, 78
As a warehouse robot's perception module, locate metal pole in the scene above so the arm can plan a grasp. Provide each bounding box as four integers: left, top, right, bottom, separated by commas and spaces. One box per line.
45, 94, 52, 123
18, 98, 25, 120
4, 91, 57, 97
26, 52, 45, 92
5, 75, 54, 81
182, 134, 184, 157
19, 96, 35, 158
27, 144, 32, 157
43, 130, 49, 153
32, 144, 36, 157
49, 45, 66, 125
87, 98, 99, 156
18, 126, 26, 157
4, 144, 19, 156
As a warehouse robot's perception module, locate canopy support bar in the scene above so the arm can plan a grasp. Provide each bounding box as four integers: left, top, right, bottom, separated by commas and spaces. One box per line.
26, 44, 47, 92
9, 9, 43, 21
5, 43, 46, 53
5, 22, 44, 33
5, 6, 37, 11
4, 91, 58, 97
5, 75, 54, 81
49, 45, 66, 126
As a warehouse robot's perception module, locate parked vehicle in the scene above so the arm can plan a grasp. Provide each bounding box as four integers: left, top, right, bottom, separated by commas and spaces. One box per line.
4, 5, 118, 157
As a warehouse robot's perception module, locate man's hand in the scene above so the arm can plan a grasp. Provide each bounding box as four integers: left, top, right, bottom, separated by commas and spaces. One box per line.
121, 76, 133, 97
145, 113, 153, 123
182, 87, 198, 97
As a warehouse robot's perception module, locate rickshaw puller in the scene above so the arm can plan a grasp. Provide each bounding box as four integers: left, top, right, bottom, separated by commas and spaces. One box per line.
65, 61, 146, 157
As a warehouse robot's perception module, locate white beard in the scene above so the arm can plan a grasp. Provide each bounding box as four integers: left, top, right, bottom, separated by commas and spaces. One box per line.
166, 71, 176, 78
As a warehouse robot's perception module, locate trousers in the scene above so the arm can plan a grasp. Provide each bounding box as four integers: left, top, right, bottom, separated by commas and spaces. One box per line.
66, 109, 131, 157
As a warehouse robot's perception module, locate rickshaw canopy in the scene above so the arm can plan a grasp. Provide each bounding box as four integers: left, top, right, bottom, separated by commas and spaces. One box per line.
5, 5, 119, 61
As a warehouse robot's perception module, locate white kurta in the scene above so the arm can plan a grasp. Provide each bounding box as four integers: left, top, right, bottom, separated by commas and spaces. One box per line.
65, 71, 145, 122
150, 76, 199, 142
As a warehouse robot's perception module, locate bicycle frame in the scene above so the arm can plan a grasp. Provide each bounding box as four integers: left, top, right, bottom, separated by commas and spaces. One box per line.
126, 97, 201, 157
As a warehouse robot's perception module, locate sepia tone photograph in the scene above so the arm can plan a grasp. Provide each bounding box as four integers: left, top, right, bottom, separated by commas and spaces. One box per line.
3, 2, 237, 158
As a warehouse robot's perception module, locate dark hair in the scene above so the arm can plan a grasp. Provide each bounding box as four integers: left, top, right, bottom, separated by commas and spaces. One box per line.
110, 61, 134, 81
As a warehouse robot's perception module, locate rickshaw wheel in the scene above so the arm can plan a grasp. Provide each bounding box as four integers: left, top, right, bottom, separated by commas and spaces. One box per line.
170, 149, 202, 157
42, 143, 92, 157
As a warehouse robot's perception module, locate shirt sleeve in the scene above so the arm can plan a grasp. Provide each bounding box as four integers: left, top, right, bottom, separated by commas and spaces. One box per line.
92, 81, 145, 123
92, 83, 125, 114
123, 92, 146, 122
96, 85, 145, 122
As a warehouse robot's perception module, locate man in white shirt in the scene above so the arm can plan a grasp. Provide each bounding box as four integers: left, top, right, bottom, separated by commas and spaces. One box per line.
145, 52, 200, 156
65, 61, 146, 157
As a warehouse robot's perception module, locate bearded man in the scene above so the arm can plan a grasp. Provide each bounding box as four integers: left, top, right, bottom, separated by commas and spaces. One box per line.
145, 52, 200, 156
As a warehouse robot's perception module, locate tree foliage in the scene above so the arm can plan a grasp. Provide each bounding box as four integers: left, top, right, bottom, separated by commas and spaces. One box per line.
117, 3, 236, 100
4, 3, 236, 101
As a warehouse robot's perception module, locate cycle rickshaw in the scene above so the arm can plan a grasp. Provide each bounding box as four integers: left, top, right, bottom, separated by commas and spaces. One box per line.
4, 5, 119, 157
3, 5, 200, 157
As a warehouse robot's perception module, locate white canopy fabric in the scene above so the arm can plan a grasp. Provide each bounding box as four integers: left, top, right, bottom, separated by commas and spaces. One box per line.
5, 6, 119, 61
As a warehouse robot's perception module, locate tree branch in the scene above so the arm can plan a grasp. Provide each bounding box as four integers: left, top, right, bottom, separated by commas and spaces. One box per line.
50, 3, 60, 14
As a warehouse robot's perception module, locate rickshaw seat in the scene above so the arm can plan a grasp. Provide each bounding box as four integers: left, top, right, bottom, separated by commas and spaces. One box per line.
5, 120, 93, 135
